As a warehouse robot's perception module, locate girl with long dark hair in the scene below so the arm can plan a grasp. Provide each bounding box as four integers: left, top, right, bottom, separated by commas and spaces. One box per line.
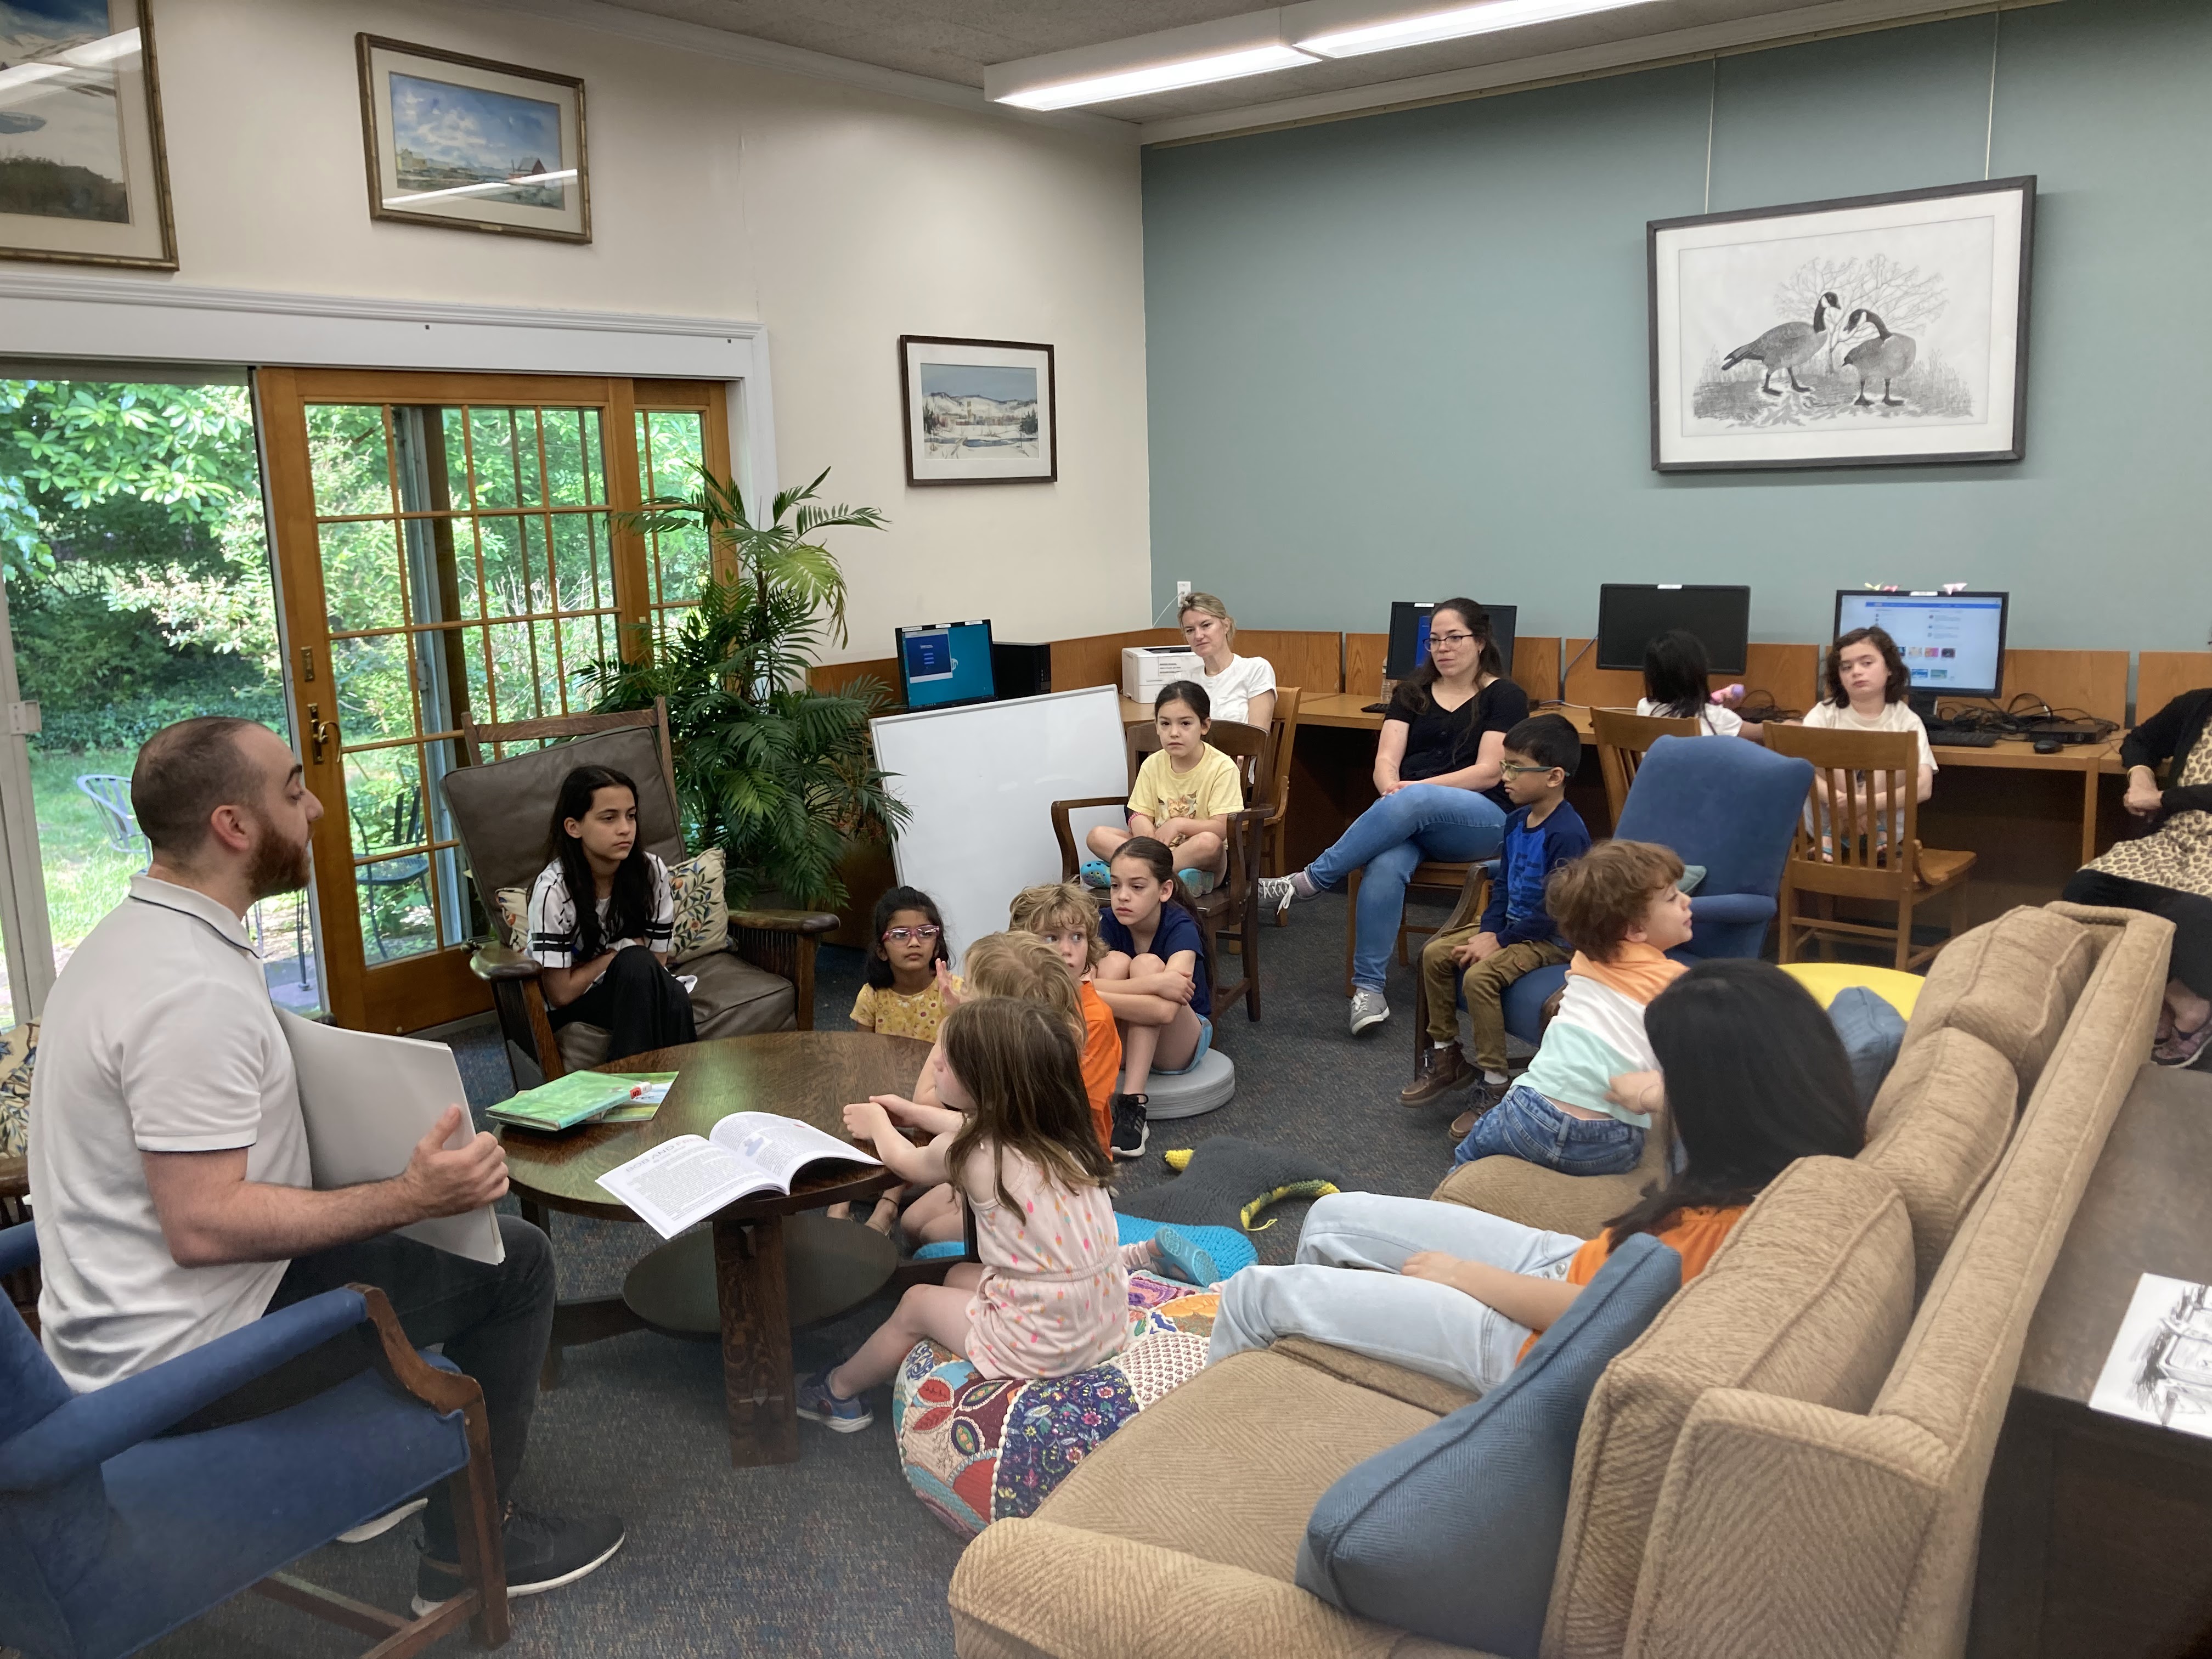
1207, 959, 1865, 1397
1638, 628, 1760, 741
526, 765, 696, 1063
1260, 599, 1525, 1036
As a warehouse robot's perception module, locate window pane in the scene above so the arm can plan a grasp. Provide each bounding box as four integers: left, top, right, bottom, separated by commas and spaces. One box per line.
307, 404, 393, 517
332, 634, 419, 744
550, 511, 611, 613
317, 518, 408, 633
357, 853, 437, 964
345, 749, 424, 854
476, 515, 531, 618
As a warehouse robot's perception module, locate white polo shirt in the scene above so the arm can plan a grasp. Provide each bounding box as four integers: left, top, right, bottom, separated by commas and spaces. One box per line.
31, 873, 311, 1392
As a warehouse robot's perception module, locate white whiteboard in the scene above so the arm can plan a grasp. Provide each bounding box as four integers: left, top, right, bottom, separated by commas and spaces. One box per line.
872, 686, 1131, 961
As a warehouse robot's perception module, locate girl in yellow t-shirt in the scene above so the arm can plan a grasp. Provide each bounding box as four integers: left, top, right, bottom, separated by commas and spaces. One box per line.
849, 886, 955, 1039
1082, 680, 1245, 894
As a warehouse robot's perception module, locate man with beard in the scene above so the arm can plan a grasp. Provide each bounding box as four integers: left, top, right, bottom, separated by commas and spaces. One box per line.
27, 717, 623, 1614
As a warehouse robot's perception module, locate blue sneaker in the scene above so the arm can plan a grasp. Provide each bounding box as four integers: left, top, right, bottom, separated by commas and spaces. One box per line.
795, 1368, 873, 1432
1150, 1225, 1221, 1289
1177, 868, 1218, 896
1079, 859, 1111, 890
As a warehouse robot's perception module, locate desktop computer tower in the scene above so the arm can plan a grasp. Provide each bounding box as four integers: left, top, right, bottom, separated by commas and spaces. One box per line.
992, 640, 1051, 699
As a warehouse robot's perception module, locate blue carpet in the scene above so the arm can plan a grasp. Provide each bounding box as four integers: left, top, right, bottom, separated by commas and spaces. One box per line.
139, 889, 1500, 1658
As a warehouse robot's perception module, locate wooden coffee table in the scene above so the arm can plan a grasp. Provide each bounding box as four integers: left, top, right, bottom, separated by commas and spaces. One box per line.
499, 1030, 929, 1467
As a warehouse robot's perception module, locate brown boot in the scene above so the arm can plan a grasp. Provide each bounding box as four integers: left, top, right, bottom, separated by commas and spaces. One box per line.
1448, 1080, 1507, 1139
1400, 1043, 1477, 1106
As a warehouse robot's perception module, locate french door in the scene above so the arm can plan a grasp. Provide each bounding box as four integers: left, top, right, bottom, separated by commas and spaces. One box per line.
257, 369, 728, 1034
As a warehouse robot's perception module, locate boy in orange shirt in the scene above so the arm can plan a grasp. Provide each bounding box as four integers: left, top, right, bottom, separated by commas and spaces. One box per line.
1008, 881, 1124, 1156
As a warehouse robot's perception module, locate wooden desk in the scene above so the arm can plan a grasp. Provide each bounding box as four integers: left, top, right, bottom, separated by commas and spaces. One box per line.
1972, 1066, 2212, 1658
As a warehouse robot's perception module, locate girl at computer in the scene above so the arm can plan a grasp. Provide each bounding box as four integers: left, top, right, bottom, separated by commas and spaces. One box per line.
1259, 599, 1523, 1037
1796, 625, 1937, 857
1639, 628, 1764, 742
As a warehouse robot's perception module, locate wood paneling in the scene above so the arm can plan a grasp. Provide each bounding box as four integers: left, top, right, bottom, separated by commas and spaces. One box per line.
1513, 636, 1561, 706
2136, 652, 2212, 725
1565, 638, 1818, 715
1235, 629, 1341, 695
1345, 633, 1389, 701
809, 657, 902, 702
2000, 650, 2129, 726
1049, 628, 1181, 692
1562, 640, 1643, 710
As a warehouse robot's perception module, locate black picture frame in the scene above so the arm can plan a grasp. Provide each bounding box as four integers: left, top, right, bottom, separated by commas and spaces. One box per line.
899, 335, 1058, 487
1648, 176, 2035, 473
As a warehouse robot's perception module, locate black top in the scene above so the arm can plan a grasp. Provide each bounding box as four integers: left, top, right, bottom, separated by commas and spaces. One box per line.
2121, 688, 2212, 817
1385, 675, 1532, 810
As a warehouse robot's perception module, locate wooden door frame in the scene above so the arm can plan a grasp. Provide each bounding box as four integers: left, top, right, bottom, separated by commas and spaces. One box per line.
259, 368, 731, 1033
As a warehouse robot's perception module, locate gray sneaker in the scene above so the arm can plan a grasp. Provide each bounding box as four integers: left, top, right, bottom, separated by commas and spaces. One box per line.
1257, 875, 1296, 917
1348, 988, 1390, 1036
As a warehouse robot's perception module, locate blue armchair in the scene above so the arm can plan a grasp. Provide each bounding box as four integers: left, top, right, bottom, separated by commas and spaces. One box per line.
1412, 736, 1815, 1062
0, 1222, 509, 1659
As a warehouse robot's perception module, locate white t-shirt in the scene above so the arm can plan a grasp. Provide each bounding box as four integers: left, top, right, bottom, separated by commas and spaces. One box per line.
1803, 698, 1938, 772
1195, 653, 1277, 726
1637, 697, 1744, 738
31, 874, 312, 1392
526, 851, 675, 970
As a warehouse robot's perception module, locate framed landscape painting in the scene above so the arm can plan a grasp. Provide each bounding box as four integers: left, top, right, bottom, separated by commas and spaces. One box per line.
900, 336, 1057, 486
1649, 177, 2034, 472
0, 0, 175, 269
357, 36, 588, 242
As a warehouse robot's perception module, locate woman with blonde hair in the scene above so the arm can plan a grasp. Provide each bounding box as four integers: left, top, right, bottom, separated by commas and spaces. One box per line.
1178, 590, 1276, 729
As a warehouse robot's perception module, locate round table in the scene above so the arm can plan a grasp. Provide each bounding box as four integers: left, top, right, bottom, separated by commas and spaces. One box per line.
500, 1030, 930, 1467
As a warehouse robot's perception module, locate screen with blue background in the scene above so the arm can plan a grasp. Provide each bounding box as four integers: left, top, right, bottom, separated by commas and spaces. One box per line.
1835, 593, 2006, 698
898, 620, 996, 708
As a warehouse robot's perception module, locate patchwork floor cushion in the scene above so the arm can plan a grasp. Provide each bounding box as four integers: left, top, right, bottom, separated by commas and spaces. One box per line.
894, 1269, 1217, 1537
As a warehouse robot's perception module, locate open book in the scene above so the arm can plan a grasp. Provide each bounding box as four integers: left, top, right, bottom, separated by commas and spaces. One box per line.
595, 1112, 882, 1239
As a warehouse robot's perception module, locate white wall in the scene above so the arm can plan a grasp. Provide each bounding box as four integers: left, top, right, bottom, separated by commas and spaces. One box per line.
131, 0, 1153, 655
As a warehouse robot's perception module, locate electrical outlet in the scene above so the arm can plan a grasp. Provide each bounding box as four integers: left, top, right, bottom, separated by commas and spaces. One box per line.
1176, 579, 1192, 601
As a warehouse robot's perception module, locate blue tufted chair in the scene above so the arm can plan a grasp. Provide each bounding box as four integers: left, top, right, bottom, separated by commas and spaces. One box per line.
0, 1222, 509, 1658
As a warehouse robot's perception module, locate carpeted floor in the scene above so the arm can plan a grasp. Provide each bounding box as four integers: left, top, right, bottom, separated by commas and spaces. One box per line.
140, 889, 1500, 1659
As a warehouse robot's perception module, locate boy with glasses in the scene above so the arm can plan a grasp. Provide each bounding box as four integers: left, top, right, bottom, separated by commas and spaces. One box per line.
1401, 715, 1589, 1124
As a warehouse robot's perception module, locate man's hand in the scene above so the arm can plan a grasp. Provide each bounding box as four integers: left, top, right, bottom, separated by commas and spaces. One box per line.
2126, 768, 2165, 819
1452, 931, 1501, 967
399, 1106, 507, 1219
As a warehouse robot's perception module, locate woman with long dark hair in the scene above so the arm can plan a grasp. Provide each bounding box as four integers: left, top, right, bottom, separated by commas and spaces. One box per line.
526, 765, 696, 1063
1206, 960, 1865, 1397
1260, 599, 1525, 1035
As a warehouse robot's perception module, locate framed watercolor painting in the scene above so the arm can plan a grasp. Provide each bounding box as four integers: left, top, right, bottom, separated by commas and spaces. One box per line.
0, 0, 175, 269
1649, 177, 2034, 472
899, 336, 1057, 486
356, 36, 589, 242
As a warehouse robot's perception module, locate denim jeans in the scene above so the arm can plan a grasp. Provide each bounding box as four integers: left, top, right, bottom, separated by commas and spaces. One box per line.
1209, 1191, 1583, 1397
1453, 1081, 1645, 1176
1306, 783, 1508, 992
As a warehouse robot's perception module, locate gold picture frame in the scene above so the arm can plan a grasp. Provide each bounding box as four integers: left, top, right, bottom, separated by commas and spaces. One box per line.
0, 0, 177, 270
357, 35, 589, 244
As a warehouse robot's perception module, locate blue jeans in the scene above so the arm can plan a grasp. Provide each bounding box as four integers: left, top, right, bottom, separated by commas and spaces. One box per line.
1307, 783, 1507, 992
1452, 1082, 1644, 1176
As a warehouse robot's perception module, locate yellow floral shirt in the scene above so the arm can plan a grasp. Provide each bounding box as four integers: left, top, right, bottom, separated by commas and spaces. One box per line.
850, 978, 961, 1041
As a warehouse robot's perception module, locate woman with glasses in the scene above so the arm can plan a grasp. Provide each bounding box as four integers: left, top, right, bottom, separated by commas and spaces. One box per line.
2063, 674, 2212, 1068
1260, 599, 1526, 1035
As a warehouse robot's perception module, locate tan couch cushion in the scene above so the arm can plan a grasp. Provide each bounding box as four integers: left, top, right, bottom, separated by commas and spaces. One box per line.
1269, 1336, 1479, 1418
1904, 905, 2102, 1102
1429, 1126, 1664, 1239
1859, 1025, 2018, 1296
552, 945, 794, 1069
1543, 1156, 1916, 1659
1035, 1347, 1439, 1584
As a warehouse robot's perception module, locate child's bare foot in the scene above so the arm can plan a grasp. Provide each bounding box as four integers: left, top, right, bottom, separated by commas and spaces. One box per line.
864, 1185, 909, 1235
825, 1202, 854, 1222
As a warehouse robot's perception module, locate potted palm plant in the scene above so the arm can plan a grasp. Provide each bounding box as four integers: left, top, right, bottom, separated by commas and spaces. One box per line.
582, 467, 906, 910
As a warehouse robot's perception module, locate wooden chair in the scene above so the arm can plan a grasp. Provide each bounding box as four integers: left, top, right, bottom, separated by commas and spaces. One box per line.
1048, 722, 1272, 1023
1592, 708, 1699, 830
1344, 862, 1491, 999
1761, 723, 1975, 970
1261, 686, 1303, 911
442, 697, 835, 1088
1404, 861, 1496, 1077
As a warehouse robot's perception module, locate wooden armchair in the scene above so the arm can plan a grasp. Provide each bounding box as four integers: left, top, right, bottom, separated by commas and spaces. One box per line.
440, 698, 835, 1087
1049, 721, 1272, 1023
1592, 707, 1699, 830
1760, 723, 1974, 970
1260, 686, 1304, 907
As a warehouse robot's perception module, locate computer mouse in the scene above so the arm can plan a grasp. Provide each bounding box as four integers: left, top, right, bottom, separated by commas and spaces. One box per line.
2034, 737, 2062, 755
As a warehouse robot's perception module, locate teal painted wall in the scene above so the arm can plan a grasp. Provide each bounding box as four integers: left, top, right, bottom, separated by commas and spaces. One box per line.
1141, 0, 2212, 661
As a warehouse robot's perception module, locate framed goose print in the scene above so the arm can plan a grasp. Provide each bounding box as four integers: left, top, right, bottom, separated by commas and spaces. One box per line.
1649, 177, 2034, 472
0, 0, 177, 269
900, 336, 1057, 485
357, 36, 589, 242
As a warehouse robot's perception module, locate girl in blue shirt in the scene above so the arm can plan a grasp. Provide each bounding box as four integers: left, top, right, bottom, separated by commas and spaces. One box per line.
1092, 836, 1211, 1159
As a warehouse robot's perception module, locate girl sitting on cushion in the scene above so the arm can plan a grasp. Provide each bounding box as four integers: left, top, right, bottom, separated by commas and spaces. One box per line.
1206, 959, 1864, 1398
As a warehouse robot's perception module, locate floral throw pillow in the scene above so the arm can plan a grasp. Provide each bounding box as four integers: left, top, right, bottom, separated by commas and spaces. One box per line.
668, 849, 729, 965
0, 1020, 38, 1160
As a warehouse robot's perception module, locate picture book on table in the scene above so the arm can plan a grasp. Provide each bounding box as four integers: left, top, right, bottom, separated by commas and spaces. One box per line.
2089, 1271, 2212, 1438
594, 1113, 881, 1239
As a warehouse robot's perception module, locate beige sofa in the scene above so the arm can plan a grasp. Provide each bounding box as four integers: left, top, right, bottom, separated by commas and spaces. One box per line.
948, 904, 2171, 1659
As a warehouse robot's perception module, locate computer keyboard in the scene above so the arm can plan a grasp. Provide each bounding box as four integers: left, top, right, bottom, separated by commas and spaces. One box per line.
1924, 728, 2002, 748
1362, 701, 1390, 714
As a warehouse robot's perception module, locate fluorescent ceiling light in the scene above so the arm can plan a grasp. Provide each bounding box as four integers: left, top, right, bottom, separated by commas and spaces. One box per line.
997, 44, 1316, 110
1296, 0, 1664, 58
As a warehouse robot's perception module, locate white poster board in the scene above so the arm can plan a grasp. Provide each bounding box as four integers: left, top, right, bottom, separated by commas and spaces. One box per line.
872, 686, 1130, 960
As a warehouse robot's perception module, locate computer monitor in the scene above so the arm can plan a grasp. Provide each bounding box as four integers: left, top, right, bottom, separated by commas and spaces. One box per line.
1595, 584, 1751, 675
1832, 590, 2008, 708
1384, 601, 1517, 680
895, 619, 996, 710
